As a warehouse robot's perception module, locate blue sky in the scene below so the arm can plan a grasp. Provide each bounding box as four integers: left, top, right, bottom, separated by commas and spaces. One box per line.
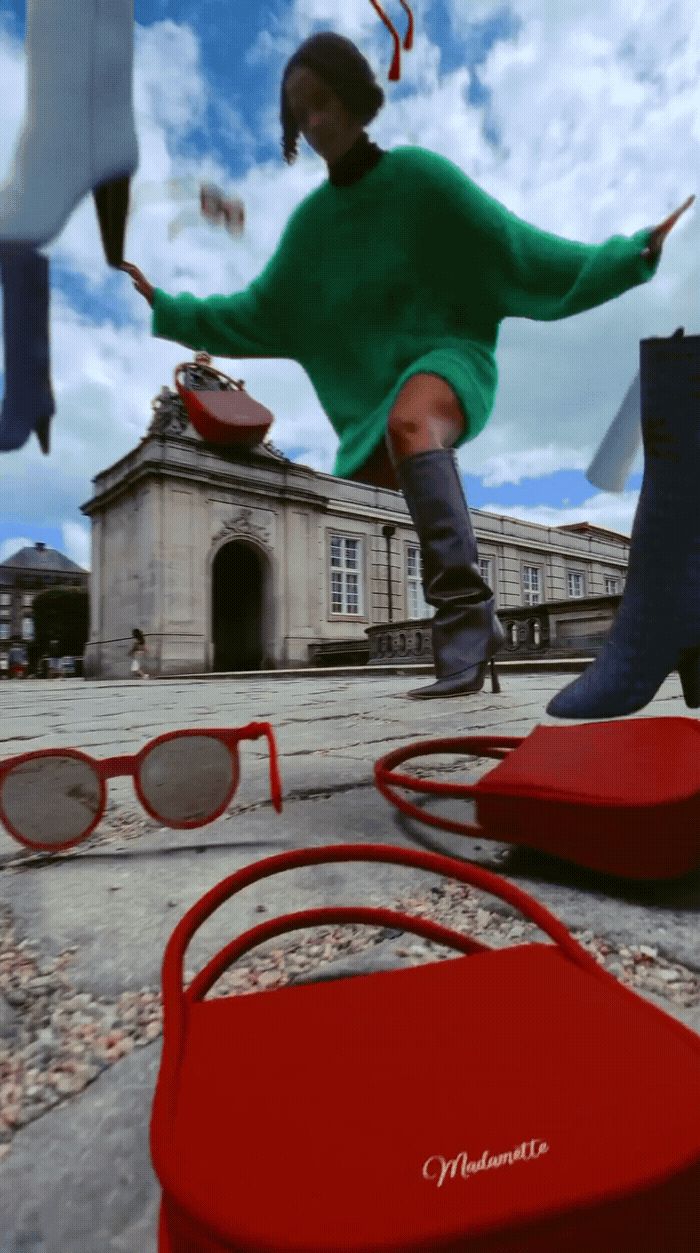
0, 0, 697, 567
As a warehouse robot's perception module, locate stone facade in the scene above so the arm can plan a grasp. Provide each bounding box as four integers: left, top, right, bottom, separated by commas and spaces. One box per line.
80, 384, 630, 680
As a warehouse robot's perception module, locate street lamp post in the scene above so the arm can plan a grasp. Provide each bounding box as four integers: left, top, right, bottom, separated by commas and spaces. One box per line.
381, 524, 396, 623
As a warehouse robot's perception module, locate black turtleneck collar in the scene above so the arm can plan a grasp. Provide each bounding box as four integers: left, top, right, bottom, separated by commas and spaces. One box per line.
328, 132, 384, 187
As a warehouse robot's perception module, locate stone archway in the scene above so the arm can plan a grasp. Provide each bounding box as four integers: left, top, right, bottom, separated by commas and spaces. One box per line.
211, 541, 265, 671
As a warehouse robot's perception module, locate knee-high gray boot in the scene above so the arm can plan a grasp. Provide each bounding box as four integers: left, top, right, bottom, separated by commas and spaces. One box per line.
396, 449, 504, 698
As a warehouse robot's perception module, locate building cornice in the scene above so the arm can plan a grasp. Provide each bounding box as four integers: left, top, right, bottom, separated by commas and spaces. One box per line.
81, 437, 329, 516
328, 501, 627, 564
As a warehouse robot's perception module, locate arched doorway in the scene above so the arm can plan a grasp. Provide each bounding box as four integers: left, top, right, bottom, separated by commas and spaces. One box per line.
211, 541, 265, 671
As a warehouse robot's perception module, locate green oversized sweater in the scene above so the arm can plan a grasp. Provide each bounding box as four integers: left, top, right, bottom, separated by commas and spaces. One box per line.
151, 145, 660, 478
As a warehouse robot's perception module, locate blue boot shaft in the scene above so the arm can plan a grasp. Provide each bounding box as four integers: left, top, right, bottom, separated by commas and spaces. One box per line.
0, 244, 55, 453
547, 331, 700, 719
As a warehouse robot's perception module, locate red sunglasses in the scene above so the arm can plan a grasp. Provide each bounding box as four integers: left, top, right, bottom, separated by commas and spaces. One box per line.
371, 1, 414, 81
0, 723, 282, 855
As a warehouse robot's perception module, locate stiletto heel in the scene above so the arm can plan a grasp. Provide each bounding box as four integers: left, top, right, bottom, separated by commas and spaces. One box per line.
93, 175, 132, 268
489, 657, 501, 695
34, 414, 51, 455
678, 646, 700, 708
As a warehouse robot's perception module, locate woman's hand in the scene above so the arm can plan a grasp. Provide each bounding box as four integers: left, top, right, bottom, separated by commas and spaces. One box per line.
119, 262, 155, 307
643, 195, 695, 260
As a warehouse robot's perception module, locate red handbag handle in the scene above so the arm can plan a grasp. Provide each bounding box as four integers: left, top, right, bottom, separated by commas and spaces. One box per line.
155, 842, 605, 1110
374, 736, 522, 837
174, 359, 245, 396
186, 905, 490, 1004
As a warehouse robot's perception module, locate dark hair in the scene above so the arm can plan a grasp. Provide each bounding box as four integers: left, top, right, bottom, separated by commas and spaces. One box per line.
132, 628, 145, 643
281, 32, 385, 164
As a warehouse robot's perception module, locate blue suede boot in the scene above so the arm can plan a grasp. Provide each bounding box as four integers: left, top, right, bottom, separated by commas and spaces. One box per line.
547, 330, 700, 718
396, 448, 504, 698
0, 244, 55, 453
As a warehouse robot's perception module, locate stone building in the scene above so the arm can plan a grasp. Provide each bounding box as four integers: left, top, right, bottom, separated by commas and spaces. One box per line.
80, 383, 629, 679
0, 543, 88, 660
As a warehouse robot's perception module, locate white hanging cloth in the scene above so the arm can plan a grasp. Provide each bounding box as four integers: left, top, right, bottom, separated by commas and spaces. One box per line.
585, 369, 642, 493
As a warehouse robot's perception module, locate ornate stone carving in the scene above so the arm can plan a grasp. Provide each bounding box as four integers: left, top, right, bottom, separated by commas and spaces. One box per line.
257, 437, 290, 462
147, 386, 190, 438
213, 508, 272, 546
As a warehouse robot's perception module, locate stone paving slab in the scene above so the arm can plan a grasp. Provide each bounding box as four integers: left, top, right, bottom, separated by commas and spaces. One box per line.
0, 671, 698, 1251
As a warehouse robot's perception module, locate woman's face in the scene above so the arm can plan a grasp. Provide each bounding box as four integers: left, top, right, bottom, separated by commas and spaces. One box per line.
285, 65, 365, 165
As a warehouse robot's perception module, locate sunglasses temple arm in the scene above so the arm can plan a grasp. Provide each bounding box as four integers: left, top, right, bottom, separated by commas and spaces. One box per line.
398, 0, 414, 50
266, 728, 283, 812
369, 0, 402, 81
243, 723, 283, 812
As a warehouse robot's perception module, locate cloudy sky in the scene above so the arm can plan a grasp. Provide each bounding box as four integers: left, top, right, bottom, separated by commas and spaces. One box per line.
0, 0, 697, 571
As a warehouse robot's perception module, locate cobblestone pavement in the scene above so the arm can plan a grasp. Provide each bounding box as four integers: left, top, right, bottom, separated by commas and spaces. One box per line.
0, 669, 698, 1251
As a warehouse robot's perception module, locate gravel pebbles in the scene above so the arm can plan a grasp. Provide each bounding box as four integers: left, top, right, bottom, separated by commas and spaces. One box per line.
1, 876, 698, 1164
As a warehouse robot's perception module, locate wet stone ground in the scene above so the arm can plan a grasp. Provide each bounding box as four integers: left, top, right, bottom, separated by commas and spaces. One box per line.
0, 671, 698, 1250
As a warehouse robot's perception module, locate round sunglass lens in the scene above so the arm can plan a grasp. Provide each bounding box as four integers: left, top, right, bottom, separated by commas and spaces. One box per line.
139, 735, 234, 823
1, 755, 101, 848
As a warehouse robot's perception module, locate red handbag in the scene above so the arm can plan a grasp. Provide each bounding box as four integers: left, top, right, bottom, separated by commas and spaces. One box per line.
375, 716, 700, 880
150, 843, 700, 1252
174, 353, 274, 446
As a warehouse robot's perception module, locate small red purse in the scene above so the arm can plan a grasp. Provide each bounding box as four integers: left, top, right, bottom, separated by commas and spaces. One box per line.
150, 842, 700, 1252
174, 353, 274, 446
375, 717, 700, 880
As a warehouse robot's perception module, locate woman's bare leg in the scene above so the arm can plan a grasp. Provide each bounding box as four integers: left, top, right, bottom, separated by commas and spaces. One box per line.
348, 373, 465, 488
386, 372, 465, 463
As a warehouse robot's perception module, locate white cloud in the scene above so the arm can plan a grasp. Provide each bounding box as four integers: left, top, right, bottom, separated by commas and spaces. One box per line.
465, 443, 591, 487
0, 536, 33, 562
132, 19, 208, 133
61, 520, 91, 571
478, 488, 640, 538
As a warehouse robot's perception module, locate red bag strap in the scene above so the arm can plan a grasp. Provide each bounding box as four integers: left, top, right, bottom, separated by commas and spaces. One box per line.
374, 735, 522, 837
156, 842, 604, 1100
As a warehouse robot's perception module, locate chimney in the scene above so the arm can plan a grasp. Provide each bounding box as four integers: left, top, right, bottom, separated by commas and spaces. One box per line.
35, 542, 46, 551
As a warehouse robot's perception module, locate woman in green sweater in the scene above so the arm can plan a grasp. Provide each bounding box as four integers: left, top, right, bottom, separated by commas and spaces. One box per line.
121, 32, 691, 702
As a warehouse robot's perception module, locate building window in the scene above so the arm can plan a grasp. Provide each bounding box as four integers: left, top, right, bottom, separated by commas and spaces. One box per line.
604, 576, 621, 595
330, 535, 363, 616
567, 571, 585, 598
21, 617, 34, 641
478, 557, 495, 592
522, 565, 542, 606
406, 544, 434, 620
0, 623, 9, 640
0, 593, 10, 607
21, 594, 33, 608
